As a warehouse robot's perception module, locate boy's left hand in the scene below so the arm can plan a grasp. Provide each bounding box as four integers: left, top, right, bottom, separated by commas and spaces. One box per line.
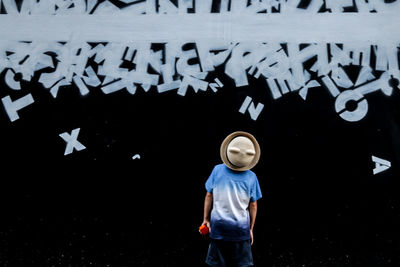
250, 229, 254, 245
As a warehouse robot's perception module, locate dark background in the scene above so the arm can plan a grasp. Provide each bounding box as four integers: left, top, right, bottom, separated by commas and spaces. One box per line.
0, 59, 400, 267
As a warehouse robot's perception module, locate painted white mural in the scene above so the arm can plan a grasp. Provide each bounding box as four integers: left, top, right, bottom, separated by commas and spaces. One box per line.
1, 0, 399, 124
2, 40, 398, 122
0, 0, 399, 166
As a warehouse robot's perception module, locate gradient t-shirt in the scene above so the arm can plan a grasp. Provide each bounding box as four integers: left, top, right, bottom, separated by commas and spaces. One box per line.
205, 164, 262, 241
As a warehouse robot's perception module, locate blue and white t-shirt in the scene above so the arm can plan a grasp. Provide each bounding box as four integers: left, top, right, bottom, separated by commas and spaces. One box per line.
205, 164, 262, 241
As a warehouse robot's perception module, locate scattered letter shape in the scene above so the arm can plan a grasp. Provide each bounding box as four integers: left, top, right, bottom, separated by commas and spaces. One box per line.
132, 154, 141, 160
372, 155, 391, 175
59, 128, 86, 156
239, 96, 264, 121
2, 94, 34, 122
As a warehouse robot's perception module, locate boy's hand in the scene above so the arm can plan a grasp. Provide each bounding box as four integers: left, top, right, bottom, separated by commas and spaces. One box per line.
200, 220, 211, 234
250, 229, 254, 245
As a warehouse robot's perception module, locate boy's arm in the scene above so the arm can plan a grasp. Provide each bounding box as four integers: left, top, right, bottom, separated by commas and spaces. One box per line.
249, 201, 257, 245
202, 192, 213, 231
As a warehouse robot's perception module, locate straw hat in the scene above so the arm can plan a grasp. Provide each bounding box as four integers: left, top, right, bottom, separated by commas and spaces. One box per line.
220, 131, 260, 171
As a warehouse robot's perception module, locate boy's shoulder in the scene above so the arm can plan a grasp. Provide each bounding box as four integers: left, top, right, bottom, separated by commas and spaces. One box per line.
214, 163, 257, 180
214, 163, 225, 170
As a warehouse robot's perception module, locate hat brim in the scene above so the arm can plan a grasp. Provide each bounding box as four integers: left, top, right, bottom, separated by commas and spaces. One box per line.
220, 131, 260, 171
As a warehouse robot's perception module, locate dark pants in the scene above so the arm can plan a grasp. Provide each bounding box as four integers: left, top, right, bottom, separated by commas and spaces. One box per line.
206, 238, 254, 267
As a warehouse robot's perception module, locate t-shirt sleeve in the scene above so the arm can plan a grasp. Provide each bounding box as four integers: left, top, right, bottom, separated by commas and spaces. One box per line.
205, 166, 217, 193
250, 176, 262, 202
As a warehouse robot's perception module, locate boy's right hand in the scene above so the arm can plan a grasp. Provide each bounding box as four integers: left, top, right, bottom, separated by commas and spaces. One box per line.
199, 220, 211, 234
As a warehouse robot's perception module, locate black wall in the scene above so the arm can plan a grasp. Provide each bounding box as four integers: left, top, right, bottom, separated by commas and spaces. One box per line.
0, 54, 400, 267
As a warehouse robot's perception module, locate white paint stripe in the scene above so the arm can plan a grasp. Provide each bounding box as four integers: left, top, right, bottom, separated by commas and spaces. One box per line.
0, 14, 399, 44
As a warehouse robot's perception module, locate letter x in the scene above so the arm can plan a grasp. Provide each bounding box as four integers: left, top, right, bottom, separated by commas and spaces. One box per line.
59, 128, 86, 156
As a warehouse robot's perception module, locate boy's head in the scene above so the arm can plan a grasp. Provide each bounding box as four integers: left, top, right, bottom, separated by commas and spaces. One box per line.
220, 131, 260, 171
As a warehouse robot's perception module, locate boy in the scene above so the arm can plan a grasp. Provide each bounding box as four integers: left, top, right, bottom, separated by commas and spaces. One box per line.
201, 131, 262, 267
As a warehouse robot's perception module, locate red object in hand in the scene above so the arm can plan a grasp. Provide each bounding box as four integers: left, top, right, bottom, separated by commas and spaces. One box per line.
199, 224, 209, 235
